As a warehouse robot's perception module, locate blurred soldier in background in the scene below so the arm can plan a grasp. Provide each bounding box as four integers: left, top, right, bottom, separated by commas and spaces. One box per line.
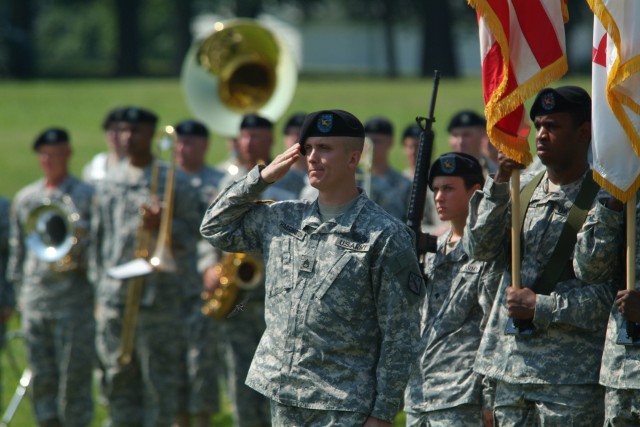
172, 119, 225, 427
404, 153, 502, 426
202, 114, 298, 427
363, 116, 413, 221
90, 107, 201, 427
8, 128, 95, 427
82, 106, 126, 184
447, 110, 497, 177
0, 195, 15, 404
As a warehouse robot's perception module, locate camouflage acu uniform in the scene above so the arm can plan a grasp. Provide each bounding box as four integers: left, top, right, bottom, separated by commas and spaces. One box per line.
404, 231, 503, 426
90, 160, 200, 427
573, 194, 640, 426
176, 165, 225, 417
8, 176, 95, 427
463, 172, 616, 426
204, 165, 296, 427
200, 166, 425, 423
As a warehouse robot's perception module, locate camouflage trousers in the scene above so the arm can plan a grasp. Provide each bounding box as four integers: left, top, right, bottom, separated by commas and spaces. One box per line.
493, 381, 605, 427
270, 401, 368, 427
219, 299, 271, 427
22, 308, 95, 427
175, 296, 223, 415
406, 404, 484, 426
604, 387, 640, 426
96, 303, 183, 427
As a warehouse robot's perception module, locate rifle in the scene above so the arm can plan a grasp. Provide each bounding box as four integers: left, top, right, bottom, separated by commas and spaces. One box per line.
406, 70, 440, 266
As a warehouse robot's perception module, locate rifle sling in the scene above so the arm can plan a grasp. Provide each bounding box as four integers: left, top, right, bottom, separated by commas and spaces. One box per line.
518, 170, 599, 295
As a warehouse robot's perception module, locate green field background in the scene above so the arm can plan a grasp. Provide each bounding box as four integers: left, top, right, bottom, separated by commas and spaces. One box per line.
0, 75, 589, 425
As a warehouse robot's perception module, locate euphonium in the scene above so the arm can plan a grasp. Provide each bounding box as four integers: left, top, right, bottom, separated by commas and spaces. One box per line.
24, 194, 85, 272
201, 252, 264, 320
117, 126, 178, 366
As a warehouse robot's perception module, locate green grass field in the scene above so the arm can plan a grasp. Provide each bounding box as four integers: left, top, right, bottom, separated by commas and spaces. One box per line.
0, 75, 589, 425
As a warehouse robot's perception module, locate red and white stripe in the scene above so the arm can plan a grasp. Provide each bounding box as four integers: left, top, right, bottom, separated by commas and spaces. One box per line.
470, 0, 568, 165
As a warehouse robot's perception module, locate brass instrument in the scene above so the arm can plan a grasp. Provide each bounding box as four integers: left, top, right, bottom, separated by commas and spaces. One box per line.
115, 126, 178, 366
181, 19, 298, 137
201, 253, 264, 320
24, 195, 85, 272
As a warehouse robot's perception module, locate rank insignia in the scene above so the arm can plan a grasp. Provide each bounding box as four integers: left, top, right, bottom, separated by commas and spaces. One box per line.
300, 255, 314, 273
408, 272, 422, 295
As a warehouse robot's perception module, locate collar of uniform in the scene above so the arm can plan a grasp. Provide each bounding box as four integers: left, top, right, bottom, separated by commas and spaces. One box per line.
39, 174, 74, 195
300, 190, 368, 233
433, 229, 467, 266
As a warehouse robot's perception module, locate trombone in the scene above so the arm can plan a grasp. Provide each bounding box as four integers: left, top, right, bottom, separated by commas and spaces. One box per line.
109, 126, 178, 366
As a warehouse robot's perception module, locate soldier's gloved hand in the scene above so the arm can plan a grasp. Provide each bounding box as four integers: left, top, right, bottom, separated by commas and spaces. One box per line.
505, 286, 536, 320
615, 289, 640, 322
494, 151, 525, 184
260, 144, 301, 183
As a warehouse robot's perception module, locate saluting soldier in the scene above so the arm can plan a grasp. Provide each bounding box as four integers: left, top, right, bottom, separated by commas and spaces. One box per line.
463, 86, 616, 425
89, 107, 201, 427
404, 152, 503, 426
172, 119, 225, 427
8, 128, 95, 427
201, 109, 424, 426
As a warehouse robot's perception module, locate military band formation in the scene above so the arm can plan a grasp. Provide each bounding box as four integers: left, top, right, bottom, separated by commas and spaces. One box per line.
1, 85, 639, 427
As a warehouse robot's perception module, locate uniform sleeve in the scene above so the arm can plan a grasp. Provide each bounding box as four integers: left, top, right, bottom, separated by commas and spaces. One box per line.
88, 186, 104, 287
572, 200, 623, 284
0, 200, 15, 309
370, 233, 425, 421
463, 176, 511, 261
200, 165, 272, 254
6, 197, 26, 307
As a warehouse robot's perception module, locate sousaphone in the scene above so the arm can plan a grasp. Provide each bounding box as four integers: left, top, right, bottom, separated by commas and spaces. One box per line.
181, 19, 298, 137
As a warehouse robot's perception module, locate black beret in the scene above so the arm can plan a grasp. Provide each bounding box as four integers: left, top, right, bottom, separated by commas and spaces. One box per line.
428, 152, 484, 191
529, 85, 591, 123
33, 128, 70, 151
298, 109, 365, 155
402, 123, 423, 140
240, 114, 273, 130
102, 107, 125, 130
364, 116, 394, 136
116, 106, 158, 126
447, 110, 486, 132
283, 112, 306, 134
174, 119, 209, 138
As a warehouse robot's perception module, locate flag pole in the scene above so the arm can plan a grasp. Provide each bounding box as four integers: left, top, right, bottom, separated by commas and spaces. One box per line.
511, 170, 521, 289
627, 193, 636, 291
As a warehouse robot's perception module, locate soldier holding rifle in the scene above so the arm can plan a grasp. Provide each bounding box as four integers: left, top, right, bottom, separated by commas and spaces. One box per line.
463, 86, 616, 425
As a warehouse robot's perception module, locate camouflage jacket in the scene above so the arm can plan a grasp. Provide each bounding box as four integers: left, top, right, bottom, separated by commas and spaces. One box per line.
464, 172, 616, 385
405, 231, 503, 413
0, 197, 14, 309
572, 194, 640, 389
8, 176, 94, 314
89, 160, 201, 309
200, 166, 425, 421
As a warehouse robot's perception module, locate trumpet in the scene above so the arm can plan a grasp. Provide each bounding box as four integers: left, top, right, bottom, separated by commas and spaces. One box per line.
201, 253, 263, 320
115, 126, 178, 366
